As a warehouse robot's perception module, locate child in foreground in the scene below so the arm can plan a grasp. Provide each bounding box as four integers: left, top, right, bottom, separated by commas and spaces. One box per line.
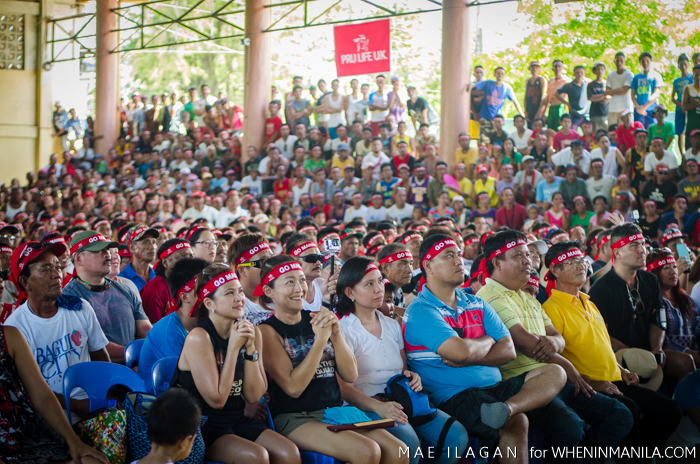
132, 388, 201, 464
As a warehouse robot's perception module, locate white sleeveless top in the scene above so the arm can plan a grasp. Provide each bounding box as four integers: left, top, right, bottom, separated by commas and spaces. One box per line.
328, 93, 346, 128
5, 201, 26, 221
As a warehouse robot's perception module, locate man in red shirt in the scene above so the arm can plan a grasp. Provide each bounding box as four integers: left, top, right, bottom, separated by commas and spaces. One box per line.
272, 164, 291, 201
552, 114, 582, 151
495, 187, 527, 230
392, 140, 415, 174
615, 109, 645, 155
265, 100, 282, 143
309, 192, 332, 219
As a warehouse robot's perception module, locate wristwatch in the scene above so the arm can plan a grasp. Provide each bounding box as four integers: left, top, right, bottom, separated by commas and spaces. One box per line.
242, 350, 259, 362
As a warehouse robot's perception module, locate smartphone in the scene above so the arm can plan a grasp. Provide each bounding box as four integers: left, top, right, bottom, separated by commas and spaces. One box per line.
677, 243, 691, 274
631, 210, 639, 222
654, 352, 664, 365
323, 237, 341, 254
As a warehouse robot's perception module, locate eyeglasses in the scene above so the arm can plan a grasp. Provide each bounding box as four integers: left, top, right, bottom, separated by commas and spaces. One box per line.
561, 258, 588, 268
196, 240, 217, 248
301, 254, 324, 264
238, 260, 263, 268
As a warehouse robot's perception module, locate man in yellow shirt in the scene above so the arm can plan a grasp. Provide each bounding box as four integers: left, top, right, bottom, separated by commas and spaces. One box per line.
542, 240, 682, 455
477, 230, 633, 455
473, 164, 499, 208
330, 143, 355, 172
454, 132, 478, 167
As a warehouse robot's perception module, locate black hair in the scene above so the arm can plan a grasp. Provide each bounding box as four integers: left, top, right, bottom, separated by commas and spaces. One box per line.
362, 230, 383, 248
155, 238, 190, 277
346, 219, 365, 229
592, 194, 608, 206
380, 163, 393, 171
647, 248, 693, 320
376, 221, 397, 232
610, 223, 643, 252
317, 227, 339, 244
227, 232, 267, 270
279, 231, 295, 249
397, 230, 421, 244
544, 241, 581, 282
147, 388, 201, 446
285, 233, 315, 255
336, 256, 377, 317
187, 227, 212, 247
560, 113, 572, 122
194, 264, 235, 322
247, 225, 262, 234
418, 233, 452, 275
639, 51, 653, 61
259, 255, 301, 310
296, 218, 318, 232
482, 230, 527, 276
540, 163, 554, 172
166, 258, 209, 305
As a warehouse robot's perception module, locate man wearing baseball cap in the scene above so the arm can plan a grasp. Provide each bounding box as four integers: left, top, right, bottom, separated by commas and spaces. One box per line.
64, 231, 151, 364
118, 224, 159, 292
5, 241, 110, 421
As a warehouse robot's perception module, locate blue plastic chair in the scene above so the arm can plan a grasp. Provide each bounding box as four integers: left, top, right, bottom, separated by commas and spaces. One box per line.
62, 361, 147, 423
262, 399, 342, 464
152, 356, 179, 395
125, 339, 145, 368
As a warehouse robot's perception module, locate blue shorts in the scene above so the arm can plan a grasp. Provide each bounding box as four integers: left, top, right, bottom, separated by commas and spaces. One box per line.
634, 110, 654, 129
676, 110, 686, 135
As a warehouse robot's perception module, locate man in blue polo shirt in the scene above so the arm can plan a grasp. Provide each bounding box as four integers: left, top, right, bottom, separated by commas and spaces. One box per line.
119, 224, 159, 291
403, 233, 565, 462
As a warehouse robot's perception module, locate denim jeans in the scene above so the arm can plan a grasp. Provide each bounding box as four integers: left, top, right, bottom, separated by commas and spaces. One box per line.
365, 409, 469, 464
527, 382, 634, 464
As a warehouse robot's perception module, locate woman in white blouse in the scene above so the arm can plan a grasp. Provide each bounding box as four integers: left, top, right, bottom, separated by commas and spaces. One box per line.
336, 257, 468, 464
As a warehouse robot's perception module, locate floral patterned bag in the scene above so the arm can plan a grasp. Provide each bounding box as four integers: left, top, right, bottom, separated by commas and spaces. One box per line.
74, 409, 128, 464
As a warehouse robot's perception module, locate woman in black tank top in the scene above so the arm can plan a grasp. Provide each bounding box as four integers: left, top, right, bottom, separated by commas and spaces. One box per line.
174, 264, 300, 464
259, 255, 408, 464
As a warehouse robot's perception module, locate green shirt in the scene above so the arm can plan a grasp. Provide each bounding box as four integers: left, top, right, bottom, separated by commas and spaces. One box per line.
569, 210, 595, 231
647, 122, 674, 146
427, 179, 446, 206
503, 152, 523, 173
184, 102, 195, 122
304, 158, 326, 173
477, 278, 550, 379
558, 178, 589, 209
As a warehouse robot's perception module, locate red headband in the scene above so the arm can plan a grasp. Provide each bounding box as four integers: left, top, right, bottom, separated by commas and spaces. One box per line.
93, 219, 110, 230
159, 242, 191, 261
236, 242, 270, 265
647, 256, 676, 272
70, 233, 109, 255
661, 230, 683, 245
290, 241, 316, 257
550, 233, 569, 243
45, 236, 66, 245
0, 246, 12, 254
186, 225, 206, 241
401, 233, 422, 245
544, 248, 584, 295
299, 226, 317, 235
611, 233, 644, 251
644, 200, 656, 207
528, 274, 540, 287
191, 270, 239, 317
569, 225, 585, 235
365, 264, 379, 275
379, 251, 413, 265
367, 234, 383, 248
253, 261, 303, 296
477, 238, 527, 280
594, 234, 611, 261
421, 238, 458, 267
464, 237, 479, 247
176, 276, 197, 302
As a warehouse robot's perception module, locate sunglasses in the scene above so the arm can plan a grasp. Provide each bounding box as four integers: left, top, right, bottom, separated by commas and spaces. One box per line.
301, 254, 324, 264
238, 260, 263, 268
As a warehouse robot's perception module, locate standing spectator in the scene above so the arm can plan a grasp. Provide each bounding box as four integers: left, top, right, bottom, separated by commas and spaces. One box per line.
470, 67, 525, 145
543, 60, 568, 132
672, 54, 693, 153
615, 109, 645, 156
606, 52, 634, 125
470, 65, 485, 121
325, 79, 346, 139
679, 159, 700, 213
368, 75, 389, 136
554, 65, 590, 127
523, 61, 547, 128
387, 75, 406, 122
588, 62, 610, 133
682, 64, 700, 150
64, 231, 151, 364
407, 86, 439, 134
288, 86, 311, 128
194, 84, 217, 126
631, 52, 665, 129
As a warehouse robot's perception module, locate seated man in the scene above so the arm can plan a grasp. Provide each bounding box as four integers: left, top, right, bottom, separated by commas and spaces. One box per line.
138, 257, 208, 391
544, 239, 683, 456
403, 233, 566, 463
119, 224, 159, 292
377, 242, 413, 309
64, 231, 152, 364
477, 232, 633, 460
5, 241, 109, 421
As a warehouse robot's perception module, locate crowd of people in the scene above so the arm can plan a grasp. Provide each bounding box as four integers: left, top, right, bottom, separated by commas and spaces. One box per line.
3, 50, 700, 464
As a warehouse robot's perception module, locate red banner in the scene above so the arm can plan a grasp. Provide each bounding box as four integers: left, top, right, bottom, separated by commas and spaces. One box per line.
334, 19, 391, 77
